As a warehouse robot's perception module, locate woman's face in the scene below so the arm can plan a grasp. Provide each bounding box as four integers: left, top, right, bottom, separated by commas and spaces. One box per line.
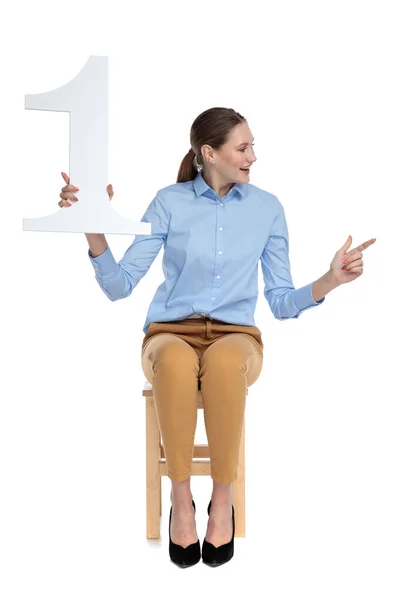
201, 121, 257, 183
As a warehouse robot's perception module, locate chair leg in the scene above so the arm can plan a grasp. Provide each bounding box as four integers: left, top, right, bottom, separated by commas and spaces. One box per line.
146, 396, 161, 538
159, 476, 162, 516
232, 414, 245, 537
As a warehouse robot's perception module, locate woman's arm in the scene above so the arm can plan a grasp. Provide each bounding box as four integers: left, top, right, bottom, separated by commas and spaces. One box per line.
311, 270, 339, 302
86, 192, 169, 301
85, 233, 108, 258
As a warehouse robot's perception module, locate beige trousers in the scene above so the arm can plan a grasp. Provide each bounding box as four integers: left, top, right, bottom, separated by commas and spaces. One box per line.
141, 317, 264, 483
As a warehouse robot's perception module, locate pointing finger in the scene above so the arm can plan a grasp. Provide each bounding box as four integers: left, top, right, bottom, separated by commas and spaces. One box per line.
356, 238, 376, 252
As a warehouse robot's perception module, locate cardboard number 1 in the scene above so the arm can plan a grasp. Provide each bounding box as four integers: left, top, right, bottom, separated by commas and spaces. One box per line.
23, 55, 151, 235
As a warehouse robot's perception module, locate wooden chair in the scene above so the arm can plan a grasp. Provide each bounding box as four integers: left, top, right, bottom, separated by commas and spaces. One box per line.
143, 380, 247, 539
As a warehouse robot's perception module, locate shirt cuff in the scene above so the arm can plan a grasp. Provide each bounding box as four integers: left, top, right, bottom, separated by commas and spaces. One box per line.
88, 246, 119, 277
309, 281, 325, 305
292, 282, 325, 318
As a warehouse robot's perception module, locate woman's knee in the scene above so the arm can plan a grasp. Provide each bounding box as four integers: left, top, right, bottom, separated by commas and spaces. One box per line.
201, 337, 254, 368
200, 336, 263, 384
143, 335, 199, 378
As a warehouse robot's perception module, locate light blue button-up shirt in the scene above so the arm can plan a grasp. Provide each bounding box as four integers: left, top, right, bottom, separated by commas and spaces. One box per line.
88, 170, 325, 334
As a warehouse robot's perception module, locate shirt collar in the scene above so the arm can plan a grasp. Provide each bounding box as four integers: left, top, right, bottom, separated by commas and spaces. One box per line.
193, 170, 247, 200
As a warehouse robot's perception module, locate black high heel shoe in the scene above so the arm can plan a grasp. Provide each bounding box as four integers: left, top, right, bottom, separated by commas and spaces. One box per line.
169, 499, 201, 567
201, 499, 235, 566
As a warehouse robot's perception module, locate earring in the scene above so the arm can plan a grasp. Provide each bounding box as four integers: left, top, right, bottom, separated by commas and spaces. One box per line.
212, 159, 215, 164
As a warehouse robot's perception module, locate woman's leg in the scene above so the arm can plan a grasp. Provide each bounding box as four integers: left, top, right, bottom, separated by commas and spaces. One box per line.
199, 333, 263, 546
142, 332, 200, 481
141, 332, 200, 546
199, 332, 263, 484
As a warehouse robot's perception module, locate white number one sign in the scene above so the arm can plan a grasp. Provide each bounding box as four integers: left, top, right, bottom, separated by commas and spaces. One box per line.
23, 55, 150, 235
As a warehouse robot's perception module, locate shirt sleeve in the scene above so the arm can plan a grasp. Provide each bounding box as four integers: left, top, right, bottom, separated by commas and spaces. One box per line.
260, 199, 325, 319
87, 192, 169, 301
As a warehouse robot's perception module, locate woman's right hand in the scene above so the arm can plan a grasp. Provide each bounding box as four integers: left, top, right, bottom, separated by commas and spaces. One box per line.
58, 172, 114, 207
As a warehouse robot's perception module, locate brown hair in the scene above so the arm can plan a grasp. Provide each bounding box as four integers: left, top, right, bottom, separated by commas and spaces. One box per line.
176, 107, 246, 183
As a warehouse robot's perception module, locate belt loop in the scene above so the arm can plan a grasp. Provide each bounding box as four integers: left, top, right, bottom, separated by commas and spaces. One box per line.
206, 319, 212, 338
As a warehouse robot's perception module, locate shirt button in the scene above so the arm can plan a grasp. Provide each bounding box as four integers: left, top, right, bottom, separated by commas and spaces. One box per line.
219, 227, 223, 231
218, 251, 223, 255
216, 275, 221, 279
212, 297, 215, 300
220, 203, 223, 206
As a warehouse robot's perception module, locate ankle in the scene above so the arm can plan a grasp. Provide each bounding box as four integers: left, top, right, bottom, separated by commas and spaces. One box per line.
211, 482, 232, 507
170, 478, 193, 506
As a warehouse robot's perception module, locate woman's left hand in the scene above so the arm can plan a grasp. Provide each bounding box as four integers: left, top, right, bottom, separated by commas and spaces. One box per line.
329, 235, 376, 286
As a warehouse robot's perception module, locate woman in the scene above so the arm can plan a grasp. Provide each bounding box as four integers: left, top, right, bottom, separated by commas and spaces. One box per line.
58, 107, 375, 568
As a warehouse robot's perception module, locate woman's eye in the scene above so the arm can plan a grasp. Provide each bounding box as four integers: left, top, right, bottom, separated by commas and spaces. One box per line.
240, 144, 255, 152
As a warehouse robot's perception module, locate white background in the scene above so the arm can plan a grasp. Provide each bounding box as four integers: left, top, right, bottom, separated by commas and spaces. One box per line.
1, 0, 399, 598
